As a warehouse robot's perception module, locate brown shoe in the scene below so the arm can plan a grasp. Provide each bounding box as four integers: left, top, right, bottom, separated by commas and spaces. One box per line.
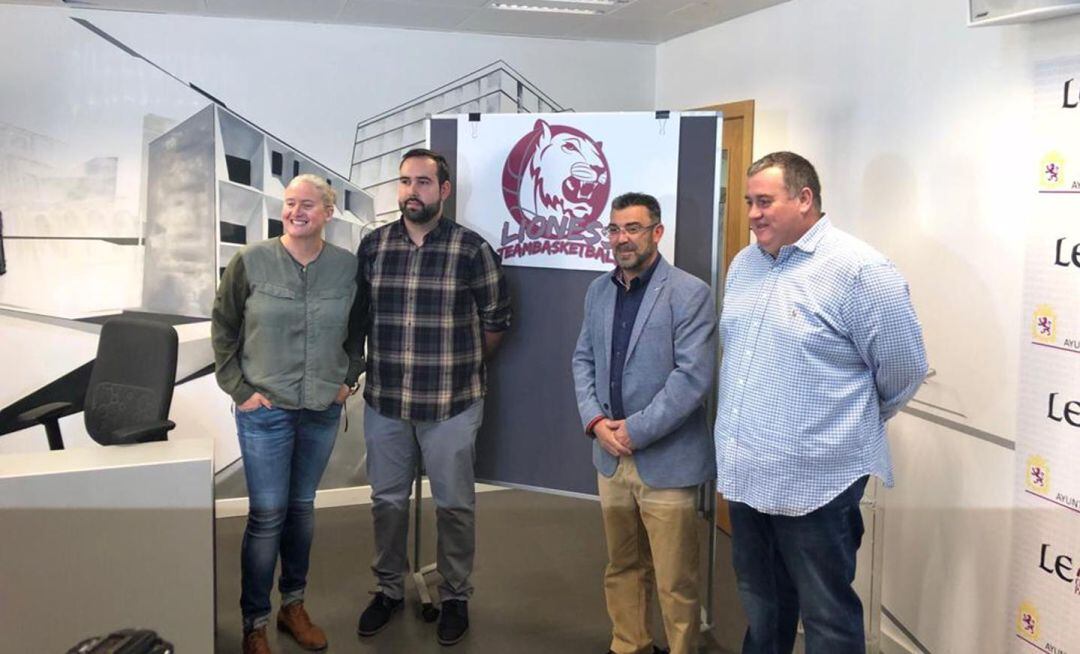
277, 601, 328, 651
242, 626, 272, 654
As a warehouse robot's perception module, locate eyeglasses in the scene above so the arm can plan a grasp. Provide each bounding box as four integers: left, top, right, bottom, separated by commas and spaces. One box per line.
604, 222, 659, 237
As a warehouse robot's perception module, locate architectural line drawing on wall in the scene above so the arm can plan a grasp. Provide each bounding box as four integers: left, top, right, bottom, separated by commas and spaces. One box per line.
351, 60, 568, 222
0, 17, 376, 321
0, 15, 375, 496
143, 103, 374, 318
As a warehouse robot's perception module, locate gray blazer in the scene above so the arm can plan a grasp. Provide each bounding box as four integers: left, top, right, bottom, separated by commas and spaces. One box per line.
572, 256, 717, 489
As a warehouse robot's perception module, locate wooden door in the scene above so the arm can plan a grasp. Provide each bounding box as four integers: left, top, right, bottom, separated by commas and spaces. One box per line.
697, 100, 754, 534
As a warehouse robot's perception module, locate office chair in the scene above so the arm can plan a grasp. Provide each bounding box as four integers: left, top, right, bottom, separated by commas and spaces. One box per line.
18, 317, 178, 450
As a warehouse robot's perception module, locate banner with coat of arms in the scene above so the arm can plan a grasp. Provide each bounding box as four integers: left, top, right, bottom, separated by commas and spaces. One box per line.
454, 112, 681, 271
1009, 56, 1080, 653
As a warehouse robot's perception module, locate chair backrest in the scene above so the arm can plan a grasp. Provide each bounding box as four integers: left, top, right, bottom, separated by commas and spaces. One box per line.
84, 317, 178, 445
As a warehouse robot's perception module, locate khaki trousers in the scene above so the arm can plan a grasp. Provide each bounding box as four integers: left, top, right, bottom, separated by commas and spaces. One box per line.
598, 456, 701, 654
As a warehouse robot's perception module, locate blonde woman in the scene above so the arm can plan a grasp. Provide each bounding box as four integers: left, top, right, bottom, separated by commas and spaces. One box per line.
212, 174, 364, 654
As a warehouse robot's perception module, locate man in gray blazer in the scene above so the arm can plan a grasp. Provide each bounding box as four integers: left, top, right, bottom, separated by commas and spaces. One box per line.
572, 192, 717, 654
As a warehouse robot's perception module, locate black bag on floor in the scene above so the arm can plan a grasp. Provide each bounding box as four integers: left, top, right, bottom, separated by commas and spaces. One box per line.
66, 629, 174, 654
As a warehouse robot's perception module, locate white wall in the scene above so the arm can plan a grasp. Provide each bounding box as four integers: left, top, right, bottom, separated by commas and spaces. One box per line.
657, 1, 1076, 651
78, 8, 658, 174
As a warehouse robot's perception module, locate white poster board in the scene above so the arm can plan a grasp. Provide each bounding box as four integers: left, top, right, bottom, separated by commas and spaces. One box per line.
454, 112, 680, 271
1009, 56, 1080, 653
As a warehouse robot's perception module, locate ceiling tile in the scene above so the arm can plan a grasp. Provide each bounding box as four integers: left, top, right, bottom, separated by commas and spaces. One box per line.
566, 16, 673, 43
67, 0, 207, 13
206, 0, 348, 21
0, 0, 794, 43
456, 7, 600, 39
337, 0, 475, 30
604, 0, 692, 20
655, 17, 719, 41
402, 0, 490, 6
671, 0, 786, 23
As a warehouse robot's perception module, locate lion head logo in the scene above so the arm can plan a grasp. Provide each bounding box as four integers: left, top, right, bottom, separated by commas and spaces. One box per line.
502, 119, 611, 236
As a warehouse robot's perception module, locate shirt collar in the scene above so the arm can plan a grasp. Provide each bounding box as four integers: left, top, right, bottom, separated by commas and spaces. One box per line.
795, 215, 830, 253
758, 215, 831, 261
390, 215, 449, 244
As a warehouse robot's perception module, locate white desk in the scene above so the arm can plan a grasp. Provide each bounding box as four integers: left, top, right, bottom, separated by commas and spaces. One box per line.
0, 438, 215, 652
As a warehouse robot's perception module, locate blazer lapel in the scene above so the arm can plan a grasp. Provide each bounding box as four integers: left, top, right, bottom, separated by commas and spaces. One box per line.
598, 279, 617, 368
625, 259, 669, 362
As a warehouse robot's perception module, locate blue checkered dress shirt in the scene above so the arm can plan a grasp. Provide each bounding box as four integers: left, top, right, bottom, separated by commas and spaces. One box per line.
715, 218, 927, 516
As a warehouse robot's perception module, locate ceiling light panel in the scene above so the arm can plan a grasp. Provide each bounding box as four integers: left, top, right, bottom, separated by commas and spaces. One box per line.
488, 0, 636, 16
490, 4, 599, 15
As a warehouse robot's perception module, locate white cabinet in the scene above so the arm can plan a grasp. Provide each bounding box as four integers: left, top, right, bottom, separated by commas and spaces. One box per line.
0, 439, 215, 652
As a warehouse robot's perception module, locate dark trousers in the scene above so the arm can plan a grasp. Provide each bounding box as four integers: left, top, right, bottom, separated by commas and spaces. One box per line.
729, 476, 868, 654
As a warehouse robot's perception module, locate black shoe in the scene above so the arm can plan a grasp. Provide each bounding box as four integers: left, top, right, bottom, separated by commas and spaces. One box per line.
604, 647, 668, 654
436, 599, 469, 646
357, 592, 403, 637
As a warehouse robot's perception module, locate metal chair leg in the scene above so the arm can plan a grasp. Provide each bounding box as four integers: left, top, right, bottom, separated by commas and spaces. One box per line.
43, 419, 65, 451
412, 462, 439, 622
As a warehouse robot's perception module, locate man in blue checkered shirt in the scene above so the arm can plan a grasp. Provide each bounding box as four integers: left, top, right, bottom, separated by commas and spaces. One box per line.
715, 151, 926, 654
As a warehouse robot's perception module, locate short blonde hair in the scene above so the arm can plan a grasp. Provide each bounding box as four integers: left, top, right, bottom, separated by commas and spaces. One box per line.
288, 173, 336, 209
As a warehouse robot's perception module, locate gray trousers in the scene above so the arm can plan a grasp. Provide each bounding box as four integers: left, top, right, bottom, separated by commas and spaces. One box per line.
363, 400, 484, 602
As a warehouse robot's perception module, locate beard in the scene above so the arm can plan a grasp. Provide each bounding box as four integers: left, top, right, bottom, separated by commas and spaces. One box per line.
400, 197, 442, 224
615, 242, 653, 272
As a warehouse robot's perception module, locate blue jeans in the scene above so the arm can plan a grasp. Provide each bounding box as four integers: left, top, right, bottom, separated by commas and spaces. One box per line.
236, 404, 341, 630
729, 476, 868, 654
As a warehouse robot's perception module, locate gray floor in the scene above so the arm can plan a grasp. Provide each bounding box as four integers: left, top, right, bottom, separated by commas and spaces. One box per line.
214, 489, 747, 653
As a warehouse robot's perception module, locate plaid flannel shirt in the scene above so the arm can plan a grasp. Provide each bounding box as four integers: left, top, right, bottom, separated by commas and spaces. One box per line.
356, 217, 511, 422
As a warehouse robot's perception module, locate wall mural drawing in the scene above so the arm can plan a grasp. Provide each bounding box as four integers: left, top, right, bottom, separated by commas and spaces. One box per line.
0, 5, 569, 501
0, 9, 373, 496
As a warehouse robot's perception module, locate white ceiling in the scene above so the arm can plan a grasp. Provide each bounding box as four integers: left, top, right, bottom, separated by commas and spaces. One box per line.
5, 0, 789, 43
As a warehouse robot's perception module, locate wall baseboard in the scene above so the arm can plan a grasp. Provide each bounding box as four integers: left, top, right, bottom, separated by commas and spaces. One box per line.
880, 619, 926, 654
215, 482, 504, 519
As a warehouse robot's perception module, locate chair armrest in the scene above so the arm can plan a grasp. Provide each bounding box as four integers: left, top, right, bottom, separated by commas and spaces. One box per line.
109, 420, 177, 444
17, 401, 74, 424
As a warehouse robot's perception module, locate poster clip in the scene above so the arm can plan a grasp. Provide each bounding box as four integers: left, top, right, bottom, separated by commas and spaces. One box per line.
469, 112, 481, 138
655, 110, 670, 135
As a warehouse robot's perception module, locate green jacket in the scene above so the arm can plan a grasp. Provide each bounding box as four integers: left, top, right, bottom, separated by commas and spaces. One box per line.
211, 238, 364, 410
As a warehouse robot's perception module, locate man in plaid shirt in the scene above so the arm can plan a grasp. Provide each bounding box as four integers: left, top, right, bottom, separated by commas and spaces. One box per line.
354, 149, 511, 646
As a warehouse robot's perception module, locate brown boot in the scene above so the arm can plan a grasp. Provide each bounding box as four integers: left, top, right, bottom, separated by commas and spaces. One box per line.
242, 626, 271, 654
277, 601, 328, 651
